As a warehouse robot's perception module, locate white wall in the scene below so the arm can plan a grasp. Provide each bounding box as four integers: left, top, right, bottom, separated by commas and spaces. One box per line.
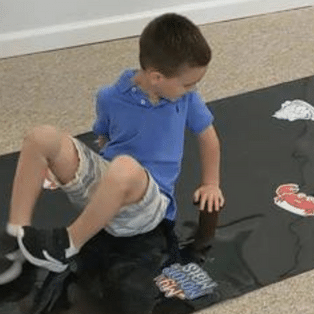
1, 0, 196, 34
0, 0, 313, 59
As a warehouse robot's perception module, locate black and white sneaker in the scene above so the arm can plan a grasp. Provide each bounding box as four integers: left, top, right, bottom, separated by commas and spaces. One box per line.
17, 227, 77, 273
0, 231, 25, 284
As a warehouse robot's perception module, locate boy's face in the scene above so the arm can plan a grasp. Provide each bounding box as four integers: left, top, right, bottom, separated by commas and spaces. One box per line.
153, 65, 207, 101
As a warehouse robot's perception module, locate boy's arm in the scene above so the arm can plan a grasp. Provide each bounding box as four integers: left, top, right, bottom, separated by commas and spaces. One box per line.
194, 125, 225, 212
198, 125, 220, 186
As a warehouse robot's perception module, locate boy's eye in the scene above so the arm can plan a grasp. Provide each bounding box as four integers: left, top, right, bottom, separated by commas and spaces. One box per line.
184, 84, 194, 88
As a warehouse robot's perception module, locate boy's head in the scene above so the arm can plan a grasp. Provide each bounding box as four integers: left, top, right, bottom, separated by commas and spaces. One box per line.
139, 13, 211, 78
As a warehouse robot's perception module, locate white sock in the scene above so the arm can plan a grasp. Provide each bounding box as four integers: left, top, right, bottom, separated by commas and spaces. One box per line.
6, 224, 22, 237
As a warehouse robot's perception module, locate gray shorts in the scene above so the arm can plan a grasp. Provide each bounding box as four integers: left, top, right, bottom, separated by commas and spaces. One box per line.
48, 138, 170, 237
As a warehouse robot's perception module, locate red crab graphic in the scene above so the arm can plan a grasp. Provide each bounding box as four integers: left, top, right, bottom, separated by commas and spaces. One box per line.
274, 183, 314, 216
275, 183, 299, 196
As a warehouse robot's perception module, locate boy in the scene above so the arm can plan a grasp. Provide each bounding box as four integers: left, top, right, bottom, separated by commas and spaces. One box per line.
0, 12, 224, 312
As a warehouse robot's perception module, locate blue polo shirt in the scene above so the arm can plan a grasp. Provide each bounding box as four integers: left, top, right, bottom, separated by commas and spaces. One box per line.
93, 69, 214, 221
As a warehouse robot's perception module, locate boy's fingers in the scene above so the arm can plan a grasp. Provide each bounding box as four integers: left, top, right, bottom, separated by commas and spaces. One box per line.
200, 196, 207, 211
201, 194, 211, 211
205, 196, 213, 212
194, 191, 225, 212
194, 191, 200, 203
214, 198, 220, 212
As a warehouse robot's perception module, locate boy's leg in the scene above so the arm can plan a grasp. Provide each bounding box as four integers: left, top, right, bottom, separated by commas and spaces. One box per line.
67, 154, 149, 250
75, 223, 169, 314
16, 135, 150, 272
0, 125, 79, 284
9, 125, 80, 227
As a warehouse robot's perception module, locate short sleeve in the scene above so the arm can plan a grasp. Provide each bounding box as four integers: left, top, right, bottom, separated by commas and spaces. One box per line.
186, 92, 214, 134
92, 88, 110, 139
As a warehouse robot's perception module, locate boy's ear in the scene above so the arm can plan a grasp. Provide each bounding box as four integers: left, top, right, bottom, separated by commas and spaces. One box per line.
148, 70, 164, 85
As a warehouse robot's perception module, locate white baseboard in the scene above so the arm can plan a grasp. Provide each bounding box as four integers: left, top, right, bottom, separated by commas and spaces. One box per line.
0, 0, 313, 59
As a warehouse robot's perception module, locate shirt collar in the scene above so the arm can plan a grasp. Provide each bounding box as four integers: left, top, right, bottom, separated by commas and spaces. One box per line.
116, 69, 138, 94
115, 68, 182, 106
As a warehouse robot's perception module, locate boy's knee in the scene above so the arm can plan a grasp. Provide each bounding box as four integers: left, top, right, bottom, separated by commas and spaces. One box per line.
25, 125, 59, 145
24, 125, 66, 157
110, 155, 147, 187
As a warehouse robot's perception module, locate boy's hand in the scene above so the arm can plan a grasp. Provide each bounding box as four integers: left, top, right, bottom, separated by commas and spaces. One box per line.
96, 136, 106, 148
193, 184, 225, 212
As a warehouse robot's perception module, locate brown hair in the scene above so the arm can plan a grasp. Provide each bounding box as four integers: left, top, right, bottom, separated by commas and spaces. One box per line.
139, 13, 211, 78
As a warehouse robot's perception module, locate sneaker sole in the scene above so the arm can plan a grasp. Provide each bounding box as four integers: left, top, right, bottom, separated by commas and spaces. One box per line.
17, 230, 68, 273
0, 260, 23, 285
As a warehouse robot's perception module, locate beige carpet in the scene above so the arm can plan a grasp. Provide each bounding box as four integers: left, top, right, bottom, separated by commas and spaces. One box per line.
1, 6, 314, 155
1, 6, 314, 313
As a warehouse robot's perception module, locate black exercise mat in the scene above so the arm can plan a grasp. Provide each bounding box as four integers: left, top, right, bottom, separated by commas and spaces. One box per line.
1, 75, 314, 313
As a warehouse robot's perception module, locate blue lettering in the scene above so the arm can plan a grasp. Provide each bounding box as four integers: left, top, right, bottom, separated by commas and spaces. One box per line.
172, 272, 187, 282
162, 268, 174, 277
190, 272, 209, 282
180, 281, 197, 291
185, 288, 203, 300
